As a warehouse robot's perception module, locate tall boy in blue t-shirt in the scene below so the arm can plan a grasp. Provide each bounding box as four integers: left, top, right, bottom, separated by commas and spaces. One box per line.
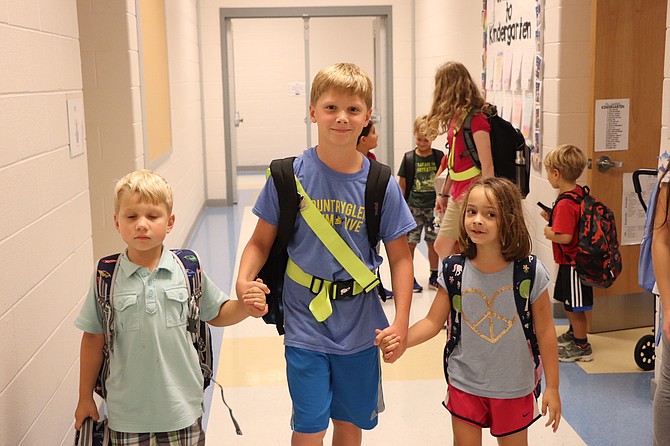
236, 63, 415, 445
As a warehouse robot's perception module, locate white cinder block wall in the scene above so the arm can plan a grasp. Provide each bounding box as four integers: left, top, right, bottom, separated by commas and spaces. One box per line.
0, 2, 92, 445
80, 0, 206, 260
532, 0, 593, 285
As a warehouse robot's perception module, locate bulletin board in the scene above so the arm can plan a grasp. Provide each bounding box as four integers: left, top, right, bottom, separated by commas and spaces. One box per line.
138, 0, 173, 166
482, 0, 543, 161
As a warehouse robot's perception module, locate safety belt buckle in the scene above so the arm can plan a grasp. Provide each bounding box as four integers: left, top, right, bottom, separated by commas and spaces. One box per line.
331, 280, 355, 300
310, 275, 324, 294
363, 278, 380, 294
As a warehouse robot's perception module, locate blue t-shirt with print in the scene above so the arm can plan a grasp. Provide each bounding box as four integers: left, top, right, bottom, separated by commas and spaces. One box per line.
253, 147, 416, 354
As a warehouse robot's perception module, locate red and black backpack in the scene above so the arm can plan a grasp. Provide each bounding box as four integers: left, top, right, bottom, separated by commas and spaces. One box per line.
551, 186, 622, 288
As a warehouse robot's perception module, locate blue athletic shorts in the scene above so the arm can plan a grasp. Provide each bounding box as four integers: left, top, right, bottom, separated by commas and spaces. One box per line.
285, 345, 384, 433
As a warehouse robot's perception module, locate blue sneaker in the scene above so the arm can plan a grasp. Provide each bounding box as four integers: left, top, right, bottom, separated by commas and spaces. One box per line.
413, 278, 423, 293
382, 288, 393, 299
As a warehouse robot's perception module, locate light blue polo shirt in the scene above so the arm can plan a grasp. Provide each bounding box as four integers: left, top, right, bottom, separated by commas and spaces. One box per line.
75, 248, 227, 433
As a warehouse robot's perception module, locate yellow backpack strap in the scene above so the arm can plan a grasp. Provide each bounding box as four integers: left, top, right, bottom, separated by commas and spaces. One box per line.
293, 176, 380, 321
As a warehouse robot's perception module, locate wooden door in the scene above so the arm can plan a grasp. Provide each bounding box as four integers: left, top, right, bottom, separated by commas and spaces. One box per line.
587, 0, 666, 331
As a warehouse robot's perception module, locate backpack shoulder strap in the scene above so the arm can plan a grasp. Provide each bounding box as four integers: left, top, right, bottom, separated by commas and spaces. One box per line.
365, 158, 392, 247
460, 108, 482, 168
441, 254, 466, 381
513, 255, 542, 397
403, 150, 415, 200
94, 253, 121, 399
269, 157, 299, 249
171, 249, 205, 333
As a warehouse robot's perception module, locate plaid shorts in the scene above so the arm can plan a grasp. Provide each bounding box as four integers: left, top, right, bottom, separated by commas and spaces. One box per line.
109, 418, 205, 446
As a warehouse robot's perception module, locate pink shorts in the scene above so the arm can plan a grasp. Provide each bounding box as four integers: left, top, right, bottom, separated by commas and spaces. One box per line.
444, 384, 540, 437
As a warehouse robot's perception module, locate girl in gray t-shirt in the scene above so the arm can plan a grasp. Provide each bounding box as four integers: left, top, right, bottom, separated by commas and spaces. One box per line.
377, 177, 562, 443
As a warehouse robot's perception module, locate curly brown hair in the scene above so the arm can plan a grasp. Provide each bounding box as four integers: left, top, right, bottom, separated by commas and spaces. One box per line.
458, 177, 531, 261
425, 61, 485, 140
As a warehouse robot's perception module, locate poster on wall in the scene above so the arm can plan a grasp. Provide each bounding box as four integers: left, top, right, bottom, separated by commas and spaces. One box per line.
483, 0, 541, 158
594, 99, 630, 152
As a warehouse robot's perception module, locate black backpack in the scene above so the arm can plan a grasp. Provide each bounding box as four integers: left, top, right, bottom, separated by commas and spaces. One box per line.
461, 104, 530, 197
258, 156, 392, 335
402, 148, 444, 200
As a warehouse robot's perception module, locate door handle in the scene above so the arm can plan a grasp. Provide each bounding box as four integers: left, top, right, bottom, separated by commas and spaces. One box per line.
593, 155, 623, 172
234, 111, 244, 127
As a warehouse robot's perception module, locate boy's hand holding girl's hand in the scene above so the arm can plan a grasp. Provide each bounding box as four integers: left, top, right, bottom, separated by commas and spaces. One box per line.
240, 278, 269, 318
541, 386, 562, 433
374, 326, 406, 363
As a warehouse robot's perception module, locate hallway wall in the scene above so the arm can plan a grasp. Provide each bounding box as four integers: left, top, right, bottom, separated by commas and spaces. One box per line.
0, 2, 91, 445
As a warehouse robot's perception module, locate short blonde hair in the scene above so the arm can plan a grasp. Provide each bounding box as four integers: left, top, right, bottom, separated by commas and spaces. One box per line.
413, 114, 430, 138
114, 169, 174, 215
544, 144, 587, 182
310, 63, 373, 109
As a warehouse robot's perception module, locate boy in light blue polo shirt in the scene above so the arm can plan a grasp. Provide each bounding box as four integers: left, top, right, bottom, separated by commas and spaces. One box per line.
74, 170, 267, 445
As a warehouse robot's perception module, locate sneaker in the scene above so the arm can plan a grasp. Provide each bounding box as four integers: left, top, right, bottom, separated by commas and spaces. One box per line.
428, 277, 439, 290
558, 340, 593, 362
382, 288, 393, 299
557, 329, 575, 347
413, 278, 423, 293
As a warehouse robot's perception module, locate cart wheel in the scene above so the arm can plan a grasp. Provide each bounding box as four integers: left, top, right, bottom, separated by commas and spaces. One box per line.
634, 334, 656, 371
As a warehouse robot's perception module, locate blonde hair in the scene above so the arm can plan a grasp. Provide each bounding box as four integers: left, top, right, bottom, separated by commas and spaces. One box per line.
413, 114, 430, 137
114, 169, 174, 215
425, 61, 485, 140
458, 177, 531, 262
310, 63, 373, 109
543, 144, 587, 182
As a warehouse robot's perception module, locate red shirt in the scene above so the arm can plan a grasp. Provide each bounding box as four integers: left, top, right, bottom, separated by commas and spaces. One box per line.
448, 113, 491, 201
550, 185, 584, 265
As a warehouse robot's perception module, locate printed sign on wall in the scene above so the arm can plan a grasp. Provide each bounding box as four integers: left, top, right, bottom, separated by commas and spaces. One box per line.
483, 0, 542, 158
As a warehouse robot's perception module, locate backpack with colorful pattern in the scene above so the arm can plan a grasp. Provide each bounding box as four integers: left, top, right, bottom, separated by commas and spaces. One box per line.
553, 186, 622, 288
442, 254, 543, 398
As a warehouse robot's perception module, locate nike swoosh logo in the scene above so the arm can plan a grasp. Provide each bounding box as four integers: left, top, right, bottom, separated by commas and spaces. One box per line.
522, 412, 530, 418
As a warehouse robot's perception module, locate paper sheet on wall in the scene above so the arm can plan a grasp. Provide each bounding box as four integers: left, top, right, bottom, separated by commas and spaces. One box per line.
486, 54, 495, 90
502, 92, 513, 122
503, 51, 514, 90
621, 172, 659, 245
511, 94, 523, 129
494, 51, 504, 90
511, 51, 523, 91
521, 93, 534, 139
521, 49, 534, 91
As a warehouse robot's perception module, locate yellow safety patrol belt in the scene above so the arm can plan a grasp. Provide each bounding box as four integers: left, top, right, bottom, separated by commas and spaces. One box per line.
448, 109, 482, 182
266, 167, 380, 322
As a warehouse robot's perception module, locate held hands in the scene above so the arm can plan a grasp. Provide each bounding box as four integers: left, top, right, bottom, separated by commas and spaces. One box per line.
540, 210, 550, 222
541, 387, 562, 433
374, 326, 407, 363
241, 278, 269, 318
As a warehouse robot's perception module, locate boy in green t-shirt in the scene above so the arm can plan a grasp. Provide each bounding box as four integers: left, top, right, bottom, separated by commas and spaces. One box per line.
398, 115, 444, 292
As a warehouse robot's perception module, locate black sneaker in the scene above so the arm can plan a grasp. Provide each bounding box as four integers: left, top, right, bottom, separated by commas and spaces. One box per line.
413, 278, 423, 293
428, 276, 439, 290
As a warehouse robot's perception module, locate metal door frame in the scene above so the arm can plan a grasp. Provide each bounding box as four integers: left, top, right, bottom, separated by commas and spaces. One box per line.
220, 6, 394, 204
